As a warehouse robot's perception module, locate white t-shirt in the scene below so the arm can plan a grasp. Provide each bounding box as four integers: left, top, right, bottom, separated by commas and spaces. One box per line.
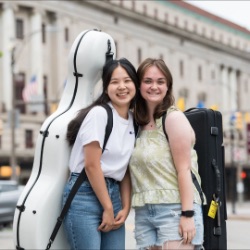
69, 103, 136, 181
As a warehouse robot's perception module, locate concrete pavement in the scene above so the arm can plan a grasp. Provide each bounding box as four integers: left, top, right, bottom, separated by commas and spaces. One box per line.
1, 201, 249, 249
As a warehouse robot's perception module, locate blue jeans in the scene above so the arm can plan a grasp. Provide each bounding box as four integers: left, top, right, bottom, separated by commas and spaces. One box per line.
62, 173, 125, 250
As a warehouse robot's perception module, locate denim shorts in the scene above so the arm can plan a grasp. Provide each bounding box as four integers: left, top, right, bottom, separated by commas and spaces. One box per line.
134, 203, 204, 249
62, 173, 125, 250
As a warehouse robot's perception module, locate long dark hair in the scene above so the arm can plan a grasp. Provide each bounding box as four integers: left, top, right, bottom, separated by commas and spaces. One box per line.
134, 58, 175, 126
67, 58, 139, 146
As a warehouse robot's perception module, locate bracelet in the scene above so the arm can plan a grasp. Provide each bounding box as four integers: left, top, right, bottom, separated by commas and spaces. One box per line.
181, 210, 195, 217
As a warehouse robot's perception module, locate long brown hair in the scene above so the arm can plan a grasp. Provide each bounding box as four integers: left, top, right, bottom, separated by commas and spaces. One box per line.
134, 58, 175, 126
66, 58, 139, 146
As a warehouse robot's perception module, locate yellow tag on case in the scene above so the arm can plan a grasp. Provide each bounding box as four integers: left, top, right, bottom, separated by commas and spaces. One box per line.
208, 200, 218, 219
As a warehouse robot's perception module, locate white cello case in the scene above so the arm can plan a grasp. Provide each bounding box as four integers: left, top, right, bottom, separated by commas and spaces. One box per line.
13, 29, 116, 250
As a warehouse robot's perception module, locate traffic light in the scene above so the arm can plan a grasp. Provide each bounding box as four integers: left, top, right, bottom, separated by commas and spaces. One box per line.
235, 112, 243, 130
0, 165, 20, 178
0, 166, 12, 178
240, 170, 247, 179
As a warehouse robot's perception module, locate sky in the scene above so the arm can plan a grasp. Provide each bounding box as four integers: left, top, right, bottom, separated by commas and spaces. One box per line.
186, 1, 250, 30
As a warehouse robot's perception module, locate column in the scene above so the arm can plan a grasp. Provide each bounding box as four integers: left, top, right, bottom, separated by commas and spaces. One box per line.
28, 7, 45, 112
2, 2, 16, 111
229, 68, 237, 112
31, 8, 44, 93
221, 66, 229, 112
50, 14, 65, 100
220, 65, 230, 130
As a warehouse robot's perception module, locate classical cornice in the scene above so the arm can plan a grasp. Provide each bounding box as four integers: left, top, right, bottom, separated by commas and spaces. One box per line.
83, 1, 250, 62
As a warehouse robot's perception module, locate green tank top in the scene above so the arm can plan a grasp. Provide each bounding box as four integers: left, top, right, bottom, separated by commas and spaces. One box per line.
129, 106, 205, 207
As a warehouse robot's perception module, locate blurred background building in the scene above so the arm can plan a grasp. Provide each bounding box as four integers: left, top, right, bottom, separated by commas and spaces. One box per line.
0, 0, 250, 201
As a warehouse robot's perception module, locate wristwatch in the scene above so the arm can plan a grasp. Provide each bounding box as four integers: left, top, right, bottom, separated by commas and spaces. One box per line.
181, 210, 195, 217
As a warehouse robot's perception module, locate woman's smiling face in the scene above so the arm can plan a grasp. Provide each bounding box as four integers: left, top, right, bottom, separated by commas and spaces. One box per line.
140, 65, 168, 107
107, 66, 136, 109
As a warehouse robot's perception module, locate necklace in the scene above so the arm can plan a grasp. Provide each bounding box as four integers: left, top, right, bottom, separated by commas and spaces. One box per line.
146, 121, 155, 128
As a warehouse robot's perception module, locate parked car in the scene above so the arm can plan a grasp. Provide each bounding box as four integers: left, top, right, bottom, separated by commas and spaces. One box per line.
0, 180, 24, 226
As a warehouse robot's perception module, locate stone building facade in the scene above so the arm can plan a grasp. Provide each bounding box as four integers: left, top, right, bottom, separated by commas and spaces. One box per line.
0, 1, 250, 185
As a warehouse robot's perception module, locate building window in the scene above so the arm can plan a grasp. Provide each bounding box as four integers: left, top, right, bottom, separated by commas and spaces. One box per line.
245, 80, 249, 93
219, 34, 223, 42
154, 8, 158, 19
43, 75, 49, 116
16, 19, 24, 39
202, 27, 206, 36
164, 13, 168, 23
179, 88, 189, 98
115, 40, 118, 58
211, 30, 215, 39
131, 0, 135, 11
193, 24, 197, 33
198, 65, 202, 81
198, 92, 206, 102
137, 48, 142, 64
179, 60, 184, 77
0, 118, 3, 147
42, 23, 46, 44
184, 20, 188, 29
15, 73, 26, 114
114, 16, 118, 24
65, 27, 69, 42
236, 40, 240, 49
174, 16, 178, 26
211, 70, 216, 80
25, 130, 33, 148
143, 4, 147, 15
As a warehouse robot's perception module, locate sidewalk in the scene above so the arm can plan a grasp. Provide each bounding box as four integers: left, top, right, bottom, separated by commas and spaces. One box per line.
227, 201, 250, 220
0, 202, 249, 250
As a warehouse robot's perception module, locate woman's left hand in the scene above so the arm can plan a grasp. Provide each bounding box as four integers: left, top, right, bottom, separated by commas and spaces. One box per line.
178, 216, 196, 244
112, 209, 128, 230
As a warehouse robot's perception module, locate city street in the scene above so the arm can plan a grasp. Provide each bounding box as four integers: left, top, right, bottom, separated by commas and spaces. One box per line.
1, 202, 250, 249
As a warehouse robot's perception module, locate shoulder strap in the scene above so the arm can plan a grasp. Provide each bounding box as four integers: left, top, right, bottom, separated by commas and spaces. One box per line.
161, 114, 204, 205
102, 104, 113, 151
46, 104, 113, 250
133, 118, 139, 137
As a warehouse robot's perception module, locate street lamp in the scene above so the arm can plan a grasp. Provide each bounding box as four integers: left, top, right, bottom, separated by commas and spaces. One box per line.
9, 26, 60, 181
10, 46, 17, 181
229, 113, 237, 214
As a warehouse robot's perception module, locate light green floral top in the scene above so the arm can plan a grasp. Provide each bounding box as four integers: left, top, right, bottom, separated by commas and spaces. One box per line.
129, 106, 205, 207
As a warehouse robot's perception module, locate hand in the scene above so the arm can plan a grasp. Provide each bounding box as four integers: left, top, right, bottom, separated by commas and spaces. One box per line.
112, 209, 128, 230
98, 208, 114, 232
178, 217, 196, 244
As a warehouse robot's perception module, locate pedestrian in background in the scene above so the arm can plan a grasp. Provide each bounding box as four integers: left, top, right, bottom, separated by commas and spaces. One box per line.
63, 58, 138, 250
129, 58, 205, 249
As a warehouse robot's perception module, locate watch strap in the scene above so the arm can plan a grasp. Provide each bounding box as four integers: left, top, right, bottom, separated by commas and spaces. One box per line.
181, 210, 195, 217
